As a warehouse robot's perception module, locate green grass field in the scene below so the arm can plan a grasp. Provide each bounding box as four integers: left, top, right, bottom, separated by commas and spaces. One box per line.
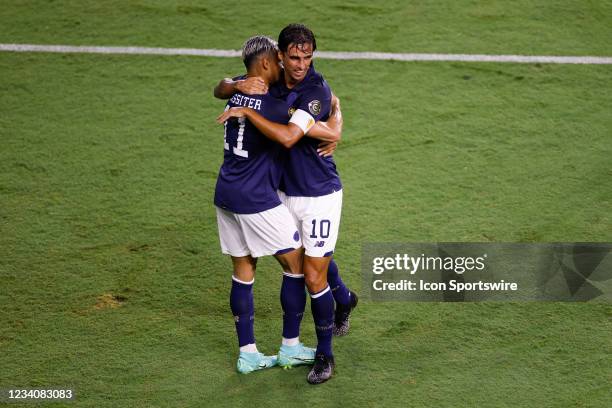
1, 1, 611, 407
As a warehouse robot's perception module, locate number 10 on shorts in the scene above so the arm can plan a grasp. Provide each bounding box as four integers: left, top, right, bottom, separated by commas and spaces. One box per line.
310, 219, 331, 238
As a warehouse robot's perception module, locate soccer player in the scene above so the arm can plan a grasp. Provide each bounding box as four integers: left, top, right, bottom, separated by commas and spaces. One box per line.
216, 24, 358, 384
214, 35, 342, 375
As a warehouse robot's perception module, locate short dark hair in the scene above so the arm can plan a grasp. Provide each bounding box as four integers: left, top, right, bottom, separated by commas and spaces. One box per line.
241, 35, 278, 69
278, 23, 317, 53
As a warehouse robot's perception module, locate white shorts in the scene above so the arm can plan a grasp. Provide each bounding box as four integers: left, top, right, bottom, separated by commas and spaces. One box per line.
216, 204, 301, 258
278, 189, 343, 258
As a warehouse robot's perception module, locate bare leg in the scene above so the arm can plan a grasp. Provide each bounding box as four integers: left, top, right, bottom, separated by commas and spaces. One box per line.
231, 255, 257, 282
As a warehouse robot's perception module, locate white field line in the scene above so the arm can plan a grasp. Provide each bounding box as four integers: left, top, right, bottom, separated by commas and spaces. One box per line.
1, 43, 612, 64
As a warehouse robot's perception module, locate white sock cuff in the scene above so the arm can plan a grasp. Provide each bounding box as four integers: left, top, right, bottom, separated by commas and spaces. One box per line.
239, 343, 258, 353
282, 337, 300, 346
310, 285, 331, 299
232, 276, 254, 285
282, 271, 304, 278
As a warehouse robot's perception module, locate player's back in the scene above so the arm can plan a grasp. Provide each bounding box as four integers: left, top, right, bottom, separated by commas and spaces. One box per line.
214, 87, 290, 214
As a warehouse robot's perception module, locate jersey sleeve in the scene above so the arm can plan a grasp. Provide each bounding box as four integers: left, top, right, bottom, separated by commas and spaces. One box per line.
298, 85, 332, 121
288, 84, 332, 134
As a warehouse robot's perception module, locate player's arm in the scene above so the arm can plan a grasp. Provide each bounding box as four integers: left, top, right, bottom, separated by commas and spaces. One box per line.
216, 95, 341, 148
217, 108, 307, 148
312, 95, 342, 157
216, 83, 341, 147
213, 76, 268, 99
287, 84, 339, 144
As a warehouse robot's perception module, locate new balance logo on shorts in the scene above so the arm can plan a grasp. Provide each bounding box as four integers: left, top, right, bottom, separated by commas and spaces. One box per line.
314, 241, 325, 247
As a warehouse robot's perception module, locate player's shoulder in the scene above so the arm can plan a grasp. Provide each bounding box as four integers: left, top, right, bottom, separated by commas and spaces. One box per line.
301, 71, 331, 99
232, 74, 247, 81
305, 68, 328, 89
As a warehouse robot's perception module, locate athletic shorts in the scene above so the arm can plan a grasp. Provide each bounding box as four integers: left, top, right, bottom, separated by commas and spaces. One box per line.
216, 204, 301, 258
278, 189, 343, 258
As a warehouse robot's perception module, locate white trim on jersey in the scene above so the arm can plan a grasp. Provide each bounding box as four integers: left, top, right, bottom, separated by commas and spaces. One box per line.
289, 109, 316, 134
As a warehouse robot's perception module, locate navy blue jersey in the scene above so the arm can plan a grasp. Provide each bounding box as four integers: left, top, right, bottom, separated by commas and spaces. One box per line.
271, 66, 343, 197
214, 79, 291, 214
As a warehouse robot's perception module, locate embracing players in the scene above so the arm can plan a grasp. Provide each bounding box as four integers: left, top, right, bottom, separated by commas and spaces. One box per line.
213, 34, 346, 383
215, 25, 357, 384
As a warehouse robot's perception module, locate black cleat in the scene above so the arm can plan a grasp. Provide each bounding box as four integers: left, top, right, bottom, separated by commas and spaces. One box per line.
307, 353, 335, 385
333, 290, 358, 336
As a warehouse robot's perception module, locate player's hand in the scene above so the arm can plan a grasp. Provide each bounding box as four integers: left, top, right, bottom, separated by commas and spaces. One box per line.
236, 77, 267, 95
217, 107, 247, 123
317, 141, 337, 157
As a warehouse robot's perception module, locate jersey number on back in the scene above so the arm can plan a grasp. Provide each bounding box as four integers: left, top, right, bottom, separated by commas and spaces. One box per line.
223, 107, 249, 158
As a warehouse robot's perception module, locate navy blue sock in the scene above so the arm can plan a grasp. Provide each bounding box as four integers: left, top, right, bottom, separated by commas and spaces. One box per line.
310, 285, 334, 357
230, 277, 255, 347
280, 273, 306, 339
327, 259, 351, 306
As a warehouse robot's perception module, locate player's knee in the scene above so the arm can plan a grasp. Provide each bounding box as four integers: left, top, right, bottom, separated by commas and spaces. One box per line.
303, 256, 330, 292
304, 271, 326, 293
274, 249, 303, 275
231, 256, 256, 281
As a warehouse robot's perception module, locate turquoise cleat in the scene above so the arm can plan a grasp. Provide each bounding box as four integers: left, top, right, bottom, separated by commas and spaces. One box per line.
236, 351, 278, 374
277, 343, 316, 368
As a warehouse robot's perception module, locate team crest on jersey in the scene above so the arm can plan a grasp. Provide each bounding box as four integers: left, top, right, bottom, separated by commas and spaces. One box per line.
308, 100, 321, 116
